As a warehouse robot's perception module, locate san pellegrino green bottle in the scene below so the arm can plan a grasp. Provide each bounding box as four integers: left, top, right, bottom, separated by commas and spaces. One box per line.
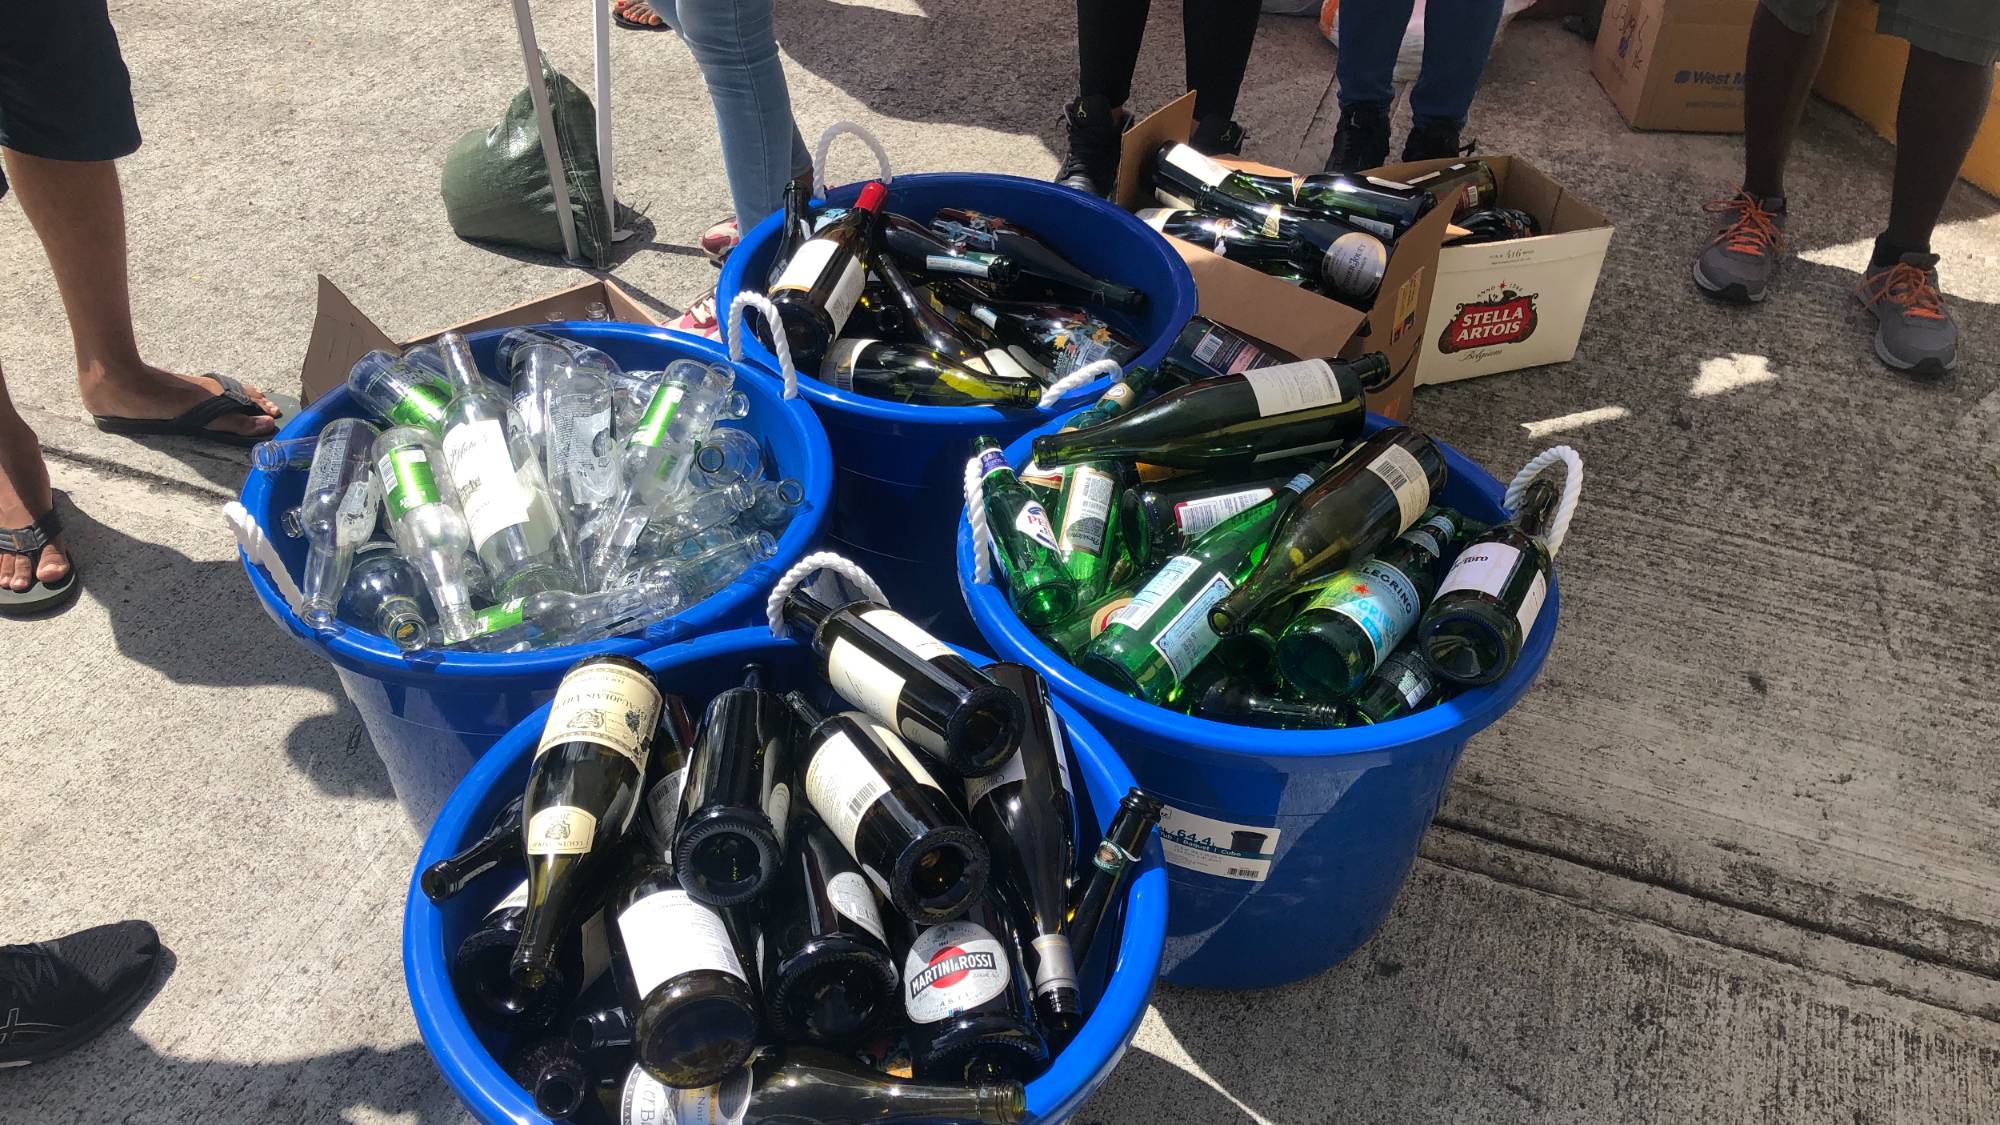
1079, 469, 1318, 705
1051, 453, 1122, 604
1209, 427, 1447, 635
1120, 468, 1307, 572
974, 436, 1076, 629
1017, 365, 1158, 492
373, 425, 479, 643
1039, 580, 1139, 660
346, 348, 454, 433
1350, 646, 1442, 723
1418, 478, 1560, 686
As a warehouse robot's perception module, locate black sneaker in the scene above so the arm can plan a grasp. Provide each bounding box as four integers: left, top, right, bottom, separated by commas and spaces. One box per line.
0, 921, 161, 1068
1324, 102, 1390, 173
1056, 95, 1124, 198
1189, 115, 1247, 157
1402, 117, 1472, 163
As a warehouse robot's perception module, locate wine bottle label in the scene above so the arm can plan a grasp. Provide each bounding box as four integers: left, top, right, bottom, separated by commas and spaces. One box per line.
1016, 502, 1060, 552
381, 447, 443, 520
1058, 467, 1115, 556
334, 476, 377, 540
1162, 143, 1230, 189
305, 428, 354, 494
864, 716, 950, 793
1364, 444, 1431, 531
765, 781, 791, 850
1517, 571, 1549, 637
1109, 556, 1201, 632
1307, 559, 1422, 666
903, 919, 1011, 1024
1341, 213, 1397, 240
618, 887, 747, 995
648, 767, 688, 858
387, 382, 452, 430
1185, 322, 1270, 376
620, 1060, 752, 1125
962, 747, 1024, 811
488, 878, 531, 916
859, 609, 957, 662
1148, 572, 1232, 681
1383, 654, 1437, 710
1173, 486, 1275, 539
536, 660, 665, 770
821, 338, 874, 392
1017, 459, 1062, 491
981, 347, 1039, 385
1157, 803, 1281, 882
1439, 542, 1547, 636
1242, 359, 1346, 418
805, 729, 893, 856
525, 805, 596, 856
1322, 233, 1388, 298
824, 638, 907, 738
1402, 511, 1458, 562
825, 870, 888, 945
441, 419, 531, 550
772, 237, 838, 294
1030, 934, 1079, 1000
924, 252, 989, 277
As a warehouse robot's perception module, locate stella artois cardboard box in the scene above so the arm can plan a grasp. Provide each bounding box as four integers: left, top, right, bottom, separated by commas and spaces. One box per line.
1372, 155, 1613, 385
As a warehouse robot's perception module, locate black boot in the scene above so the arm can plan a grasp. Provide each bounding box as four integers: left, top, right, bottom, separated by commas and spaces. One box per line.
1189, 115, 1247, 157
1056, 95, 1124, 198
1401, 116, 1472, 162
0, 921, 161, 1068
1323, 101, 1391, 174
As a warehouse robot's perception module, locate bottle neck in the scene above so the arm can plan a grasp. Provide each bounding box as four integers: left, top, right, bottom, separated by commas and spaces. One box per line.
883, 1081, 1028, 1124
437, 333, 484, 394
782, 587, 838, 632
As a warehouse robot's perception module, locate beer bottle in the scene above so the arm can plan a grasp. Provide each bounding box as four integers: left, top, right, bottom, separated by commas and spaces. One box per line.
1068, 789, 1163, 967
760, 815, 900, 1045
1418, 477, 1560, 686
891, 894, 1050, 1084
672, 665, 791, 907
973, 436, 1077, 628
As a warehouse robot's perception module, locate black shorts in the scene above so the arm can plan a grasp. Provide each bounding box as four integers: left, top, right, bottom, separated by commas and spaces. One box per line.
0, 0, 142, 198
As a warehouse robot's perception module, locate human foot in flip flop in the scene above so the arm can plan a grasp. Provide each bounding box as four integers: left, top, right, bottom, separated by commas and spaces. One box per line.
612, 0, 672, 30
81, 364, 282, 447
0, 415, 78, 617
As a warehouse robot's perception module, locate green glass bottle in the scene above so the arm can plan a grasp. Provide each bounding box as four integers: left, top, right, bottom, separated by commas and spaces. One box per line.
1209, 427, 1447, 635
974, 436, 1076, 629
1050, 455, 1123, 604
1016, 365, 1159, 492
1037, 580, 1140, 661
1418, 478, 1560, 686
1121, 467, 1312, 572
1350, 646, 1443, 724
1273, 510, 1461, 701
1078, 469, 1318, 706
1209, 590, 1310, 681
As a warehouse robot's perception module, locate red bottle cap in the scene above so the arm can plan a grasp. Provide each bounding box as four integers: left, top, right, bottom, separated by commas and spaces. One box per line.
854, 180, 890, 213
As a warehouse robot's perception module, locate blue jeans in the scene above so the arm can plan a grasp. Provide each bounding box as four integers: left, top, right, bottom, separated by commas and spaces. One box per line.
648, 0, 813, 230
1336, 0, 1505, 128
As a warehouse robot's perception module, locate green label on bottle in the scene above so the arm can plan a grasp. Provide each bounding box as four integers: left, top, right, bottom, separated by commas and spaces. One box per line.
387, 382, 452, 430
632, 384, 686, 448
471, 598, 526, 636
381, 447, 442, 519
1306, 559, 1421, 667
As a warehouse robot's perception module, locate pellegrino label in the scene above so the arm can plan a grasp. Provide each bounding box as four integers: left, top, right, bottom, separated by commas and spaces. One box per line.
1439, 283, 1539, 354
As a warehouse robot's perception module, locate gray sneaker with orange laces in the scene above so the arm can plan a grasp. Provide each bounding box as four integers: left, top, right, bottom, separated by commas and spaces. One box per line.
1856, 252, 1958, 375
1694, 190, 1787, 304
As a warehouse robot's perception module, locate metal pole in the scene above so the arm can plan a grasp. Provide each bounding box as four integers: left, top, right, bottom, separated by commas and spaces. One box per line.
591, 0, 629, 241
510, 0, 582, 262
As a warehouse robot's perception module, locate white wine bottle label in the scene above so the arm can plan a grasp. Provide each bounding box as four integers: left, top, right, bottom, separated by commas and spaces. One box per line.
525, 805, 596, 856
442, 419, 532, 550
805, 729, 892, 855
962, 747, 1025, 811
825, 636, 906, 734
1242, 359, 1345, 418
537, 660, 664, 769
1516, 571, 1549, 637
647, 766, 688, 858
1148, 572, 1232, 681
618, 887, 747, 995
1157, 803, 1282, 882
858, 609, 957, 663
551, 406, 617, 502
1031, 934, 1079, 999
765, 781, 792, 850
982, 347, 1039, 384
825, 870, 888, 945
1403, 511, 1458, 561
1162, 144, 1230, 188
903, 919, 1011, 1024
620, 1061, 754, 1125
1438, 543, 1523, 599
381, 446, 443, 520
1383, 654, 1436, 710
1059, 467, 1115, 556
1342, 213, 1397, 240
1307, 558, 1422, 666
1364, 444, 1430, 530
1174, 486, 1275, 539
488, 878, 531, 916
820, 338, 875, 392
772, 237, 838, 294
824, 256, 866, 333
1110, 555, 1200, 632
865, 716, 950, 793
1322, 233, 1389, 298
1016, 501, 1060, 552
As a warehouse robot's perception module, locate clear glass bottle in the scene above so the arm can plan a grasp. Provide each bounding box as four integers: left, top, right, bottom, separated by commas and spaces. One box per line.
372, 425, 479, 643
289, 417, 381, 633
588, 361, 749, 588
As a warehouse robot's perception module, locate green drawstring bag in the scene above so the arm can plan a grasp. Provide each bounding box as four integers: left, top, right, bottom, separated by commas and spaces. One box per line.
442, 56, 621, 266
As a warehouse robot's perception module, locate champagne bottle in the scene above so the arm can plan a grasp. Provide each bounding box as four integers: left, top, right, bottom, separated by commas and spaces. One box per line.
1274, 508, 1463, 700
436, 331, 578, 599
973, 436, 1077, 629
1067, 788, 1162, 967
421, 792, 524, 903
1209, 427, 1448, 635
966, 664, 1079, 1033
930, 207, 1146, 313
514, 655, 665, 995
880, 211, 1019, 285
1350, 646, 1443, 723
1039, 580, 1140, 660
1138, 207, 1307, 270
589, 361, 749, 589
761, 815, 900, 1045
1029, 357, 1376, 472
338, 541, 435, 651
1016, 364, 1160, 492
1120, 469, 1302, 572
766, 180, 890, 370
1157, 317, 1292, 383
1290, 171, 1438, 240
937, 283, 1144, 380
788, 693, 991, 925
1079, 469, 1318, 705
672, 665, 791, 907
293, 417, 381, 632
609, 847, 762, 1089
821, 338, 1043, 407
782, 588, 1024, 778
891, 894, 1050, 1084
373, 425, 479, 643
614, 1047, 1028, 1125
1139, 207, 1386, 296
1402, 160, 1499, 221
1418, 477, 1560, 686
346, 348, 453, 433
1189, 680, 1349, 728
453, 878, 611, 1031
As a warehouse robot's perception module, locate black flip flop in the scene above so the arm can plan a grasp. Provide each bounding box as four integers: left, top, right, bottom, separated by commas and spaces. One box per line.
0, 507, 80, 617
91, 373, 271, 448
612, 0, 673, 30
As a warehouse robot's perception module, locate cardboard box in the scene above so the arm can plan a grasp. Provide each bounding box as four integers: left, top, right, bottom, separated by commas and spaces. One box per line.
1373, 156, 1613, 385
1814, 0, 2000, 198
300, 275, 668, 404
1111, 93, 1455, 422
1592, 0, 1755, 132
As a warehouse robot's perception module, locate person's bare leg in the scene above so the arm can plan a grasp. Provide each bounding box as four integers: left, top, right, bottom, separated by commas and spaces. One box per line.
1740, 3, 1837, 199
1877, 45, 1996, 258
0, 362, 72, 592
0, 149, 279, 439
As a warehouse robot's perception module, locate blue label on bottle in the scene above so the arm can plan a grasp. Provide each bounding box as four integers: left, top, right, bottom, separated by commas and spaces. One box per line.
1306, 558, 1421, 666
978, 448, 1010, 478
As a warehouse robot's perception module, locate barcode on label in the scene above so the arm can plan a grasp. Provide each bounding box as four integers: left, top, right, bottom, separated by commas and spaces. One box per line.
1192, 332, 1226, 364
1226, 867, 1261, 879
845, 788, 873, 820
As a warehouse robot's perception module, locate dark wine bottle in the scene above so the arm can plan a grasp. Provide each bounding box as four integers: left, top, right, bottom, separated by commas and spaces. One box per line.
453, 878, 611, 1032
936, 282, 1144, 379
1029, 357, 1377, 472
1190, 680, 1349, 728
1350, 646, 1445, 723
1418, 477, 1559, 686
765, 176, 814, 287
966, 664, 1080, 1034
505, 1034, 595, 1121
609, 847, 761, 1089
1120, 469, 1303, 572
868, 248, 1044, 385
820, 338, 1043, 407
1067, 788, 1163, 966
670, 665, 791, 907
891, 894, 1050, 1084
930, 207, 1147, 313
880, 212, 1019, 285
1209, 427, 1448, 634
1139, 207, 1386, 297
421, 793, 524, 903
782, 588, 1023, 777
1016, 364, 1161, 492
1402, 160, 1500, 221
514, 654, 665, 995
789, 693, 991, 925
1291, 171, 1438, 240
761, 814, 900, 1045
765, 180, 889, 370
614, 1046, 1028, 1125
1157, 317, 1293, 383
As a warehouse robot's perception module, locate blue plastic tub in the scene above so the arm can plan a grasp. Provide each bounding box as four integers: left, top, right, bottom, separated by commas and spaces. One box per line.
957, 413, 1559, 989
717, 173, 1198, 642
403, 626, 1168, 1124
237, 325, 832, 828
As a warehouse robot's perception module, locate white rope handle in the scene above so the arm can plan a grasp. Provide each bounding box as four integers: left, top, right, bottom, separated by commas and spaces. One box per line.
1502, 445, 1583, 557
812, 121, 894, 195
1039, 358, 1120, 410
225, 500, 305, 615
727, 291, 798, 400
964, 455, 994, 585
766, 550, 888, 636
